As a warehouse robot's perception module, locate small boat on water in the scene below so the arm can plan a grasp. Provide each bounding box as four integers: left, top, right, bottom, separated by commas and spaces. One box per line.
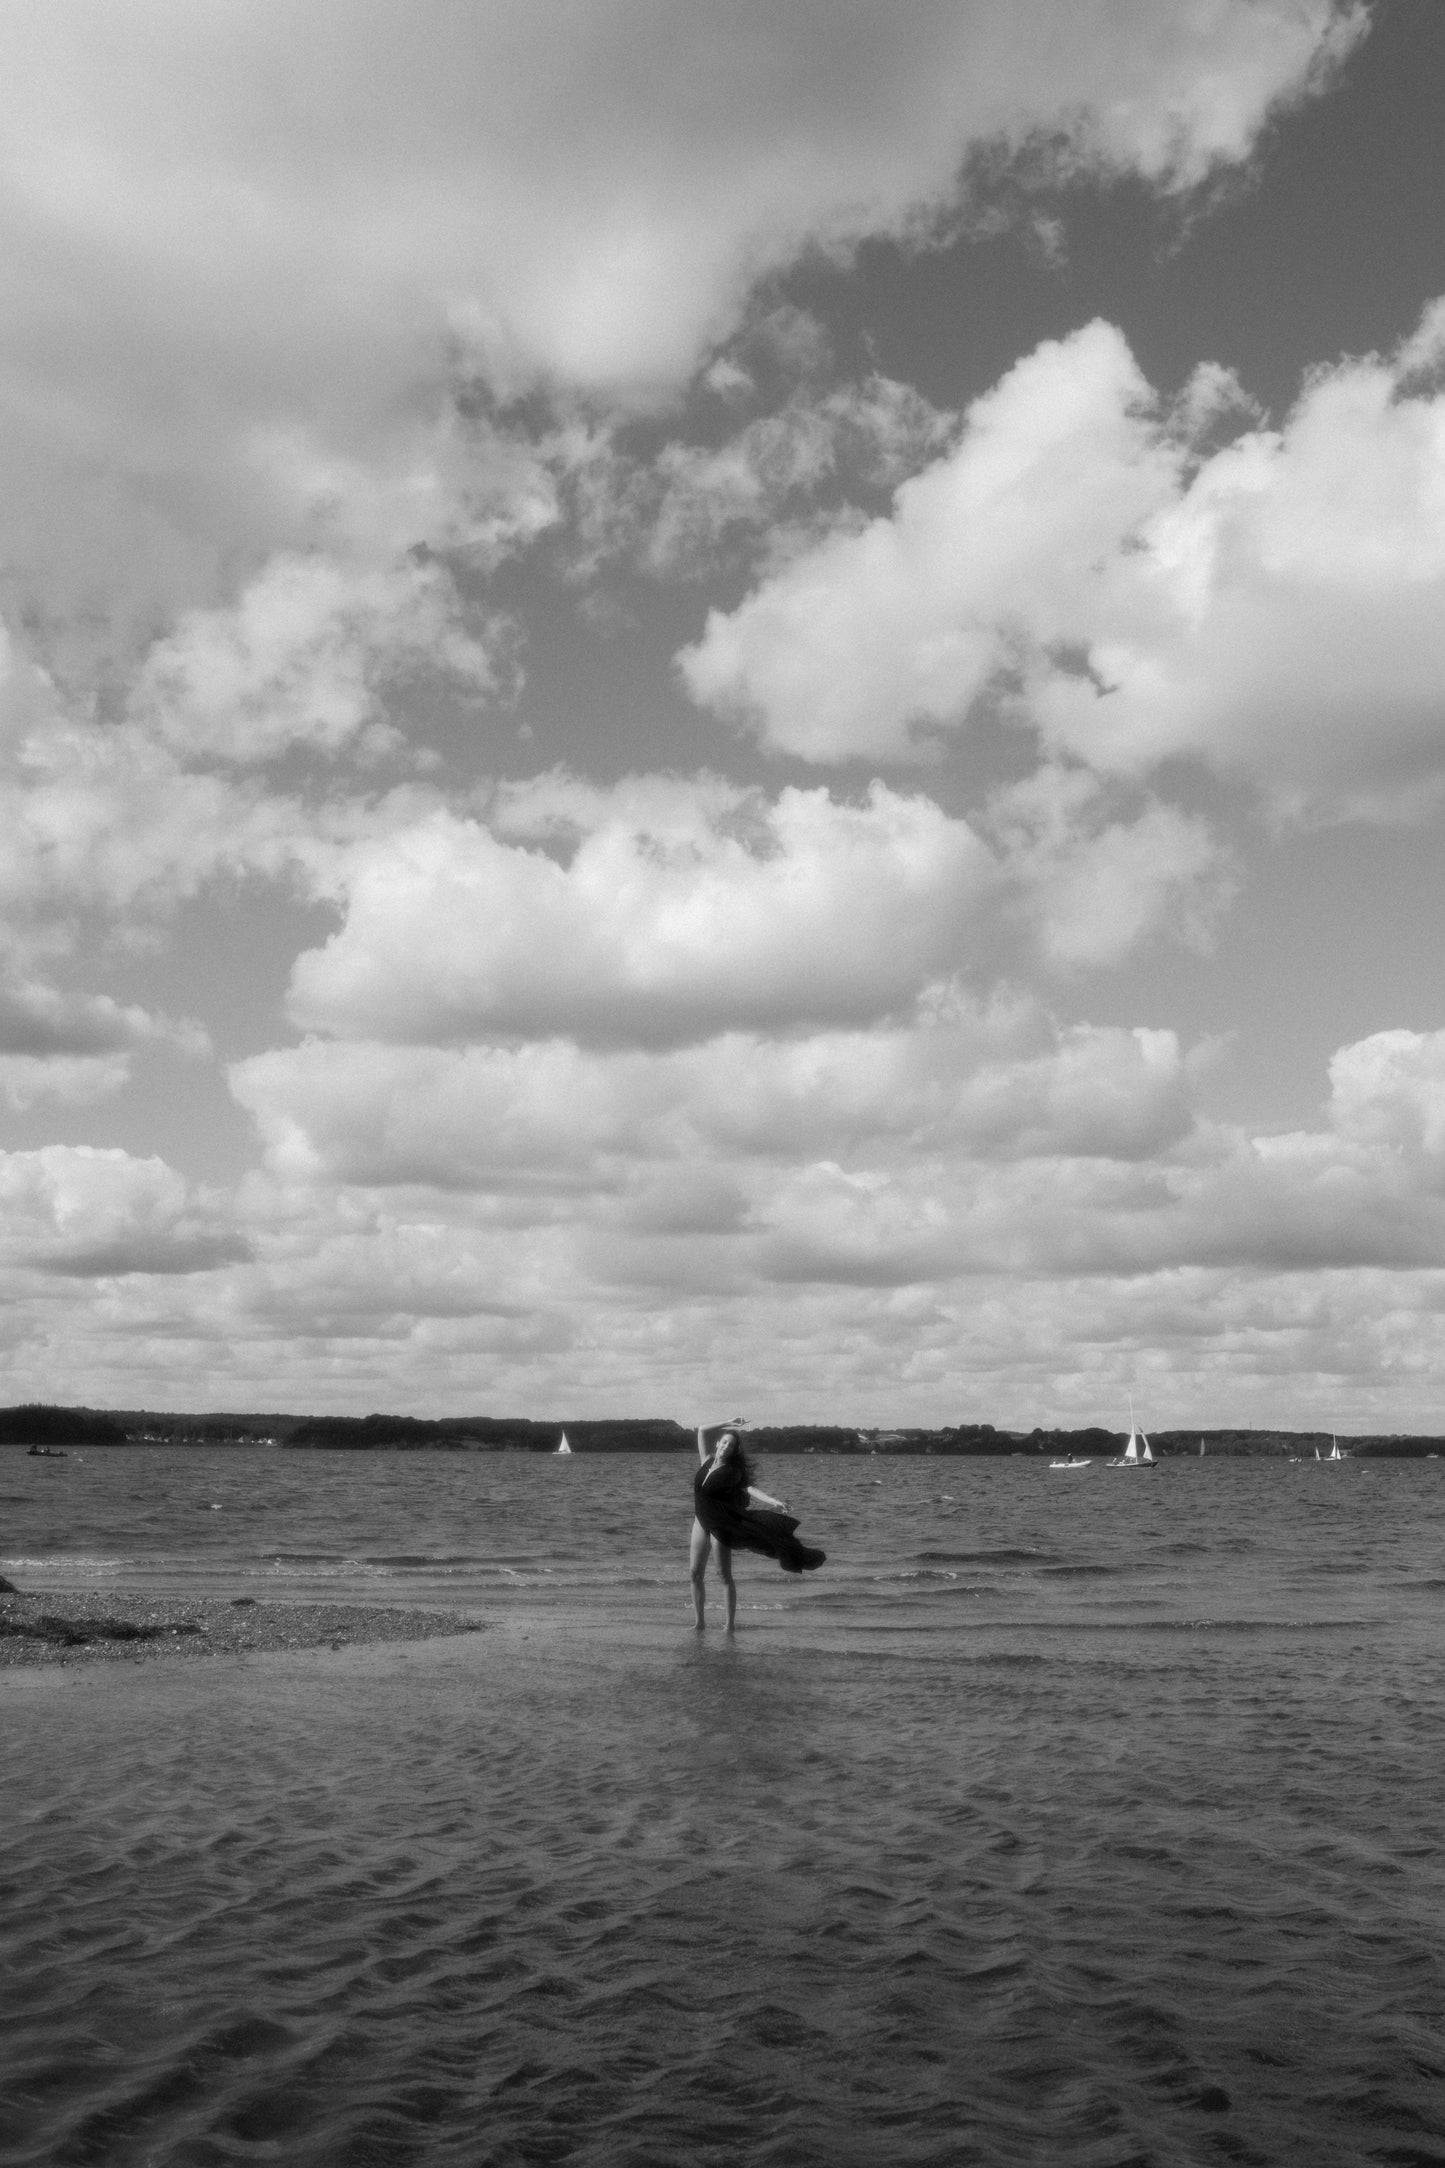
26, 1443, 67, 1458
1108, 1398, 1156, 1468
1049, 1455, 1091, 1470
1327, 1435, 1344, 1461
555, 1431, 572, 1456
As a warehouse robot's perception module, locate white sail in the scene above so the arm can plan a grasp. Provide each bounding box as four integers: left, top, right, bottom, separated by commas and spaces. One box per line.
1109, 1390, 1157, 1466
556, 1431, 572, 1456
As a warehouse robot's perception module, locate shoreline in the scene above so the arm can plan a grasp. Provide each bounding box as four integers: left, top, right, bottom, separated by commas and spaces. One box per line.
0, 1588, 488, 1668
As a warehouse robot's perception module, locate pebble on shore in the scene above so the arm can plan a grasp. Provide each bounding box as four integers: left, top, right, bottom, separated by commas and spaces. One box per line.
0, 1587, 488, 1667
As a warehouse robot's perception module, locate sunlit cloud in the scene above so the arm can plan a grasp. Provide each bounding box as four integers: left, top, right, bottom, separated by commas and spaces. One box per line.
0, 1145, 247, 1278
684, 306, 1445, 818
283, 769, 1227, 1046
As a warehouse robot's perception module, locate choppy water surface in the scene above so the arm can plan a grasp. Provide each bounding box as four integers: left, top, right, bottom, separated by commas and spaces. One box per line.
3, 1447, 1445, 2166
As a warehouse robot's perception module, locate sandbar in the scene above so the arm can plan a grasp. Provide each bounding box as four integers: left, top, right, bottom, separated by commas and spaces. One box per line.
0, 1587, 487, 1667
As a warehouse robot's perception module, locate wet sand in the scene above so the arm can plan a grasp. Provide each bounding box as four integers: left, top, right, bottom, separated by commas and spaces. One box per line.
0, 1586, 488, 1667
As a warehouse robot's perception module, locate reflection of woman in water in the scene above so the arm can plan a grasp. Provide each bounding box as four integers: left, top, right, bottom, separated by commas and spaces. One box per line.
690, 1420, 826, 1632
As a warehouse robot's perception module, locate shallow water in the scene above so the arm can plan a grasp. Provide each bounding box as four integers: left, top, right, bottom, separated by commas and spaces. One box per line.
3, 1447, 1445, 2166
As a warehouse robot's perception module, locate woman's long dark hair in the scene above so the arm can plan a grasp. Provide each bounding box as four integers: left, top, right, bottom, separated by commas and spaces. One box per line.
715, 1431, 755, 1488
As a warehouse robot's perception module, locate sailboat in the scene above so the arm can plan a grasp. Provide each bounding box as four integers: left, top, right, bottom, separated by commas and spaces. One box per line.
1108, 1397, 1156, 1468
1198, 1438, 1205, 1457
555, 1431, 572, 1456
1327, 1435, 1344, 1461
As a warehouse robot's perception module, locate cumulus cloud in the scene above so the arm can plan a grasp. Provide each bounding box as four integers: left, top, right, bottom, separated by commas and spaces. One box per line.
1327, 1028, 1445, 1160
282, 768, 1226, 1047
230, 1007, 1198, 1192
985, 765, 1233, 968
684, 306, 1445, 816
0, 1146, 247, 1277
8, 1015, 1445, 1422
753, 1131, 1445, 1288
286, 779, 996, 1046
0, 1, 1355, 383
0, 1, 1359, 678
0, 975, 206, 1109
0, 610, 475, 944
0, 976, 193, 1060
129, 551, 503, 766
8, 1, 1439, 1429
634, 377, 952, 580
1035, 310, 1445, 813
681, 321, 1171, 758
0, 1055, 133, 1112
206, 1010, 1445, 1436
1, 706, 314, 928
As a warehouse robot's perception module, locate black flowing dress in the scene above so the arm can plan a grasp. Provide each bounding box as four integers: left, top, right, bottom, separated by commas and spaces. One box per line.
693, 1459, 826, 1575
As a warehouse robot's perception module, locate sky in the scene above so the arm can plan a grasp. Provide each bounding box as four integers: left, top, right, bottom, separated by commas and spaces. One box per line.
4, 0, 1445, 1430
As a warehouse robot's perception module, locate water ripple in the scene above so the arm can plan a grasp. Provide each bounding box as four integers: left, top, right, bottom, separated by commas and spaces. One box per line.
4, 1454, 1445, 2164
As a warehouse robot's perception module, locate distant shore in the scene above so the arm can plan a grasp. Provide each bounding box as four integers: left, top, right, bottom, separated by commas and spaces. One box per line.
4, 1403, 1445, 1457
0, 1587, 487, 1668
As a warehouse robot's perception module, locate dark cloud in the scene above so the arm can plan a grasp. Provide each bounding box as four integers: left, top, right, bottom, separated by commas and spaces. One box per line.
0, 980, 159, 1059
35, 1231, 253, 1280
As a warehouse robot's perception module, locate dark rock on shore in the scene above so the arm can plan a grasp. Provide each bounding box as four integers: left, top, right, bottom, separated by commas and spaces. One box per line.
1, 1612, 202, 1647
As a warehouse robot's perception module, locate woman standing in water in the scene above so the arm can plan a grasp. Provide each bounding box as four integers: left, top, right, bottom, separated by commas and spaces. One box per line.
690, 1420, 826, 1631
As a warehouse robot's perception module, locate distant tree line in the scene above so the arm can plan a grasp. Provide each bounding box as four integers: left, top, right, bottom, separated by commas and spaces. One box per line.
748, 1423, 1028, 1455
4, 1404, 1444, 1456
281, 1415, 691, 1452
0, 1403, 127, 1445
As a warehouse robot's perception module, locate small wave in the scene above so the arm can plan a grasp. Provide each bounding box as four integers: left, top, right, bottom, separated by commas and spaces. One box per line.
960, 1651, 1048, 1669
1, 1554, 125, 1576
362, 1553, 489, 1568
913, 1547, 1052, 1567
1095, 1615, 1384, 1633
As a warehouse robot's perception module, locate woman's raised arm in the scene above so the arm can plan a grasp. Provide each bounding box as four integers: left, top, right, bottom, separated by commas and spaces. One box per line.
696, 1418, 745, 1463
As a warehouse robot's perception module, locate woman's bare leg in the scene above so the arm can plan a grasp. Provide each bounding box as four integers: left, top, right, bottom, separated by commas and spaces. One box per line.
716, 1541, 736, 1632
689, 1517, 711, 1629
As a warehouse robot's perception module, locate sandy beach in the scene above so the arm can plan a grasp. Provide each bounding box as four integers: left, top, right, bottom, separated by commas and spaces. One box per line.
0, 1585, 489, 1667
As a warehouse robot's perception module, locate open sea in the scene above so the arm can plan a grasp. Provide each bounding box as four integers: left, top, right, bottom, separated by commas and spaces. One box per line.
3, 1444, 1445, 2168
